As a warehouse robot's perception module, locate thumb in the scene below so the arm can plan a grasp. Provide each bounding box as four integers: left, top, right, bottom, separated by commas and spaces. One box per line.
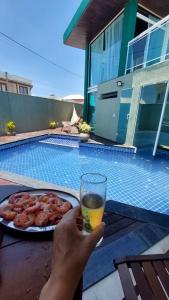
86, 222, 105, 249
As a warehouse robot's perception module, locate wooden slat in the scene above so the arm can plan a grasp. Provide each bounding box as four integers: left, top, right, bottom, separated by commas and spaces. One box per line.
0, 240, 52, 300
115, 254, 169, 265
104, 222, 143, 249
66, 0, 128, 49
103, 212, 123, 226
142, 261, 167, 300
103, 221, 143, 248
140, 0, 169, 18
117, 263, 138, 300
164, 260, 169, 272
153, 261, 169, 295
104, 218, 135, 238
0, 234, 23, 249
131, 262, 154, 300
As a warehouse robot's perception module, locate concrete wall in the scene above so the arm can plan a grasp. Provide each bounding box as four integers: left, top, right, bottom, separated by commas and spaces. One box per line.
94, 73, 133, 142
0, 92, 83, 135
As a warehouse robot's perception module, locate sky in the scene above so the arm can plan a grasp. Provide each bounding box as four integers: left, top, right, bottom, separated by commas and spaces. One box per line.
0, 0, 84, 97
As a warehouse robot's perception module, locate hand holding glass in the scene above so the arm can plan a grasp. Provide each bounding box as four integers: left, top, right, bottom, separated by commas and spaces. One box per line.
80, 173, 107, 234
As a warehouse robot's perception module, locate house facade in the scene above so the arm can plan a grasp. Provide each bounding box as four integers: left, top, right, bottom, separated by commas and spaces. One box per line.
0, 72, 32, 95
64, 0, 169, 155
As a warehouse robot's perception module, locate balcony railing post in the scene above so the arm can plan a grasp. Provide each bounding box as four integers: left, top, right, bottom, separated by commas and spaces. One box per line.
160, 22, 169, 62
125, 44, 130, 74
143, 32, 150, 68
153, 80, 169, 156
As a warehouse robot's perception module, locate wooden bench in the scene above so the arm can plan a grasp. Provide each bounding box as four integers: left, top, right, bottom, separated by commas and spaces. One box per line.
114, 252, 169, 300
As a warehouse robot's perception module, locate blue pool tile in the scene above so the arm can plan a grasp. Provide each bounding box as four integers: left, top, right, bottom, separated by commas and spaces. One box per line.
0, 136, 169, 215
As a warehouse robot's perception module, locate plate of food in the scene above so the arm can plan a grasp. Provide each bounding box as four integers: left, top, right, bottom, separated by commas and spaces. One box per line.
0, 189, 79, 233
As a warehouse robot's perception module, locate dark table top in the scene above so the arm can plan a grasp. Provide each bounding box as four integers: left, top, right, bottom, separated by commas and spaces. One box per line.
1, 185, 169, 300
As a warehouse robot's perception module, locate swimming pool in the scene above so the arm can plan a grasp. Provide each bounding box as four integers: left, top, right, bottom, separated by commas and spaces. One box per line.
0, 135, 169, 215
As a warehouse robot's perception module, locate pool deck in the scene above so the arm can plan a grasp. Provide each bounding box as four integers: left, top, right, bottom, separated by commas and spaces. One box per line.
0, 172, 79, 199
0, 128, 64, 145
0, 178, 18, 185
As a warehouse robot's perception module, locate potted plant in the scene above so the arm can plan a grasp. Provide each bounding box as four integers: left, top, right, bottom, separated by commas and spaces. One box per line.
49, 120, 57, 129
79, 122, 91, 141
6, 121, 16, 136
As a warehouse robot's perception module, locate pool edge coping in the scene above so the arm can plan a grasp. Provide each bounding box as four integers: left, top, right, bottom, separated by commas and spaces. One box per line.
0, 171, 80, 200
0, 133, 137, 154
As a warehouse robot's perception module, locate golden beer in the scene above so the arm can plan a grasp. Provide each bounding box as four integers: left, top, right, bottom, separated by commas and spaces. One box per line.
81, 193, 105, 233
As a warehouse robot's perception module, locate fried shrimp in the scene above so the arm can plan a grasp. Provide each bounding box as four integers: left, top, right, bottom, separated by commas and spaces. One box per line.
56, 201, 72, 214
48, 212, 62, 225
0, 192, 73, 229
13, 198, 34, 212
34, 212, 49, 226
25, 202, 40, 213
8, 192, 30, 204
47, 197, 63, 206
38, 195, 49, 203
0, 205, 16, 221
14, 212, 35, 228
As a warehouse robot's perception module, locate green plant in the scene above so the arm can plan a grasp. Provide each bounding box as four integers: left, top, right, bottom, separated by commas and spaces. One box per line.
6, 121, 16, 132
49, 120, 57, 129
79, 122, 91, 134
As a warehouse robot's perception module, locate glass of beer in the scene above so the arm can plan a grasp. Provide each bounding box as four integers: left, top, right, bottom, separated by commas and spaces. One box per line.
80, 173, 107, 237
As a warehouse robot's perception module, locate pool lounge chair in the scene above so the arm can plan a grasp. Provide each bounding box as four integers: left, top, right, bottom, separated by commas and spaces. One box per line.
114, 251, 169, 300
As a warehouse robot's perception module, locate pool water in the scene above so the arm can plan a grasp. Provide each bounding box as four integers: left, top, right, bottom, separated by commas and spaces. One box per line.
0, 136, 169, 215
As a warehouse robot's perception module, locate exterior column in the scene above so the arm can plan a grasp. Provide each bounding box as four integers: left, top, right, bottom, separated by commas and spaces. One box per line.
118, 0, 138, 76
83, 46, 89, 122
125, 85, 141, 146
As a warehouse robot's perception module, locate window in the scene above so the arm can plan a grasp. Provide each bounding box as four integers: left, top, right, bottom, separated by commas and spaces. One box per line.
89, 14, 124, 87
19, 86, 28, 95
140, 83, 167, 104
0, 83, 7, 92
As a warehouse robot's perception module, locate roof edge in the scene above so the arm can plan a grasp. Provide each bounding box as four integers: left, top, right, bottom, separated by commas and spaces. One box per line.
63, 0, 91, 44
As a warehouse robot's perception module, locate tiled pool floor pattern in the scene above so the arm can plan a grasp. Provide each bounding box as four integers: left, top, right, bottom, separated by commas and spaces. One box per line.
0, 138, 169, 215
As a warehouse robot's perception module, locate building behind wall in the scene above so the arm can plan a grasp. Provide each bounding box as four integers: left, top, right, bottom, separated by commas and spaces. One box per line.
64, 0, 169, 153
0, 71, 33, 95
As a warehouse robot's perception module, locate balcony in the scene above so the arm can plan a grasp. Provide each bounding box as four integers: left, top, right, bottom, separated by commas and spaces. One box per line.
126, 15, 169, 74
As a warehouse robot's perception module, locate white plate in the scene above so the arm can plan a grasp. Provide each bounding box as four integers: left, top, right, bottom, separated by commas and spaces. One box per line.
0, 189, 79, 233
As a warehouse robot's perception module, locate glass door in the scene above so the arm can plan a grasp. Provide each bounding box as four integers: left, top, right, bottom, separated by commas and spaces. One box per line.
117, 88, 133, 144
134, 82, 167, 150
88, 93, 96, 129
153, 81, 169, 155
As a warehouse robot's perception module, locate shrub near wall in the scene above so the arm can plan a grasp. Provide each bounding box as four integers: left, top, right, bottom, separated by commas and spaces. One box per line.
0, 91, 83, 135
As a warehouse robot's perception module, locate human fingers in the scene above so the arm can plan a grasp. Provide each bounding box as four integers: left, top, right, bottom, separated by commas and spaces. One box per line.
59, 206, 81, 227
86, 222, 105, 249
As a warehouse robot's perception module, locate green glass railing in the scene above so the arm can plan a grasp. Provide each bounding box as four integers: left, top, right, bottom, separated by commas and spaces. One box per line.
126, 15, 169, 74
